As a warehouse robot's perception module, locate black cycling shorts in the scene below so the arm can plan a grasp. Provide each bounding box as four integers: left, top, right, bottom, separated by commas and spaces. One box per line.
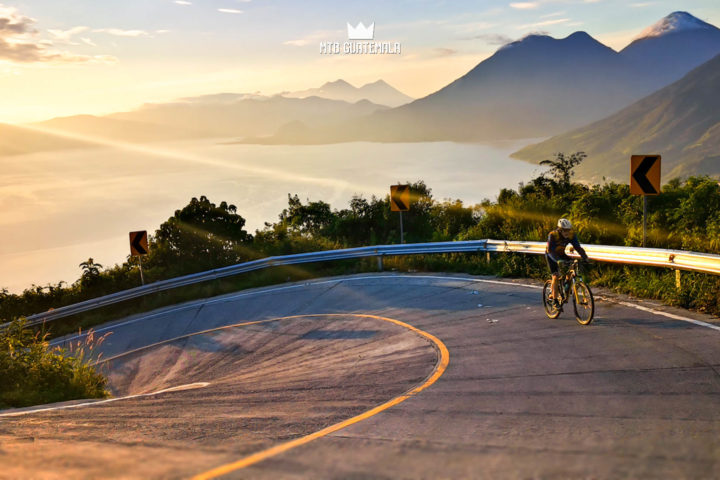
546, 254, 569, 276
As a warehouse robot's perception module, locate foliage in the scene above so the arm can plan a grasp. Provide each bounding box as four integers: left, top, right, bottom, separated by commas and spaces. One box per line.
540, 151, 587, 188
148, 196, 255, 275
0, 318, 108, 409
79, 258, 103, 287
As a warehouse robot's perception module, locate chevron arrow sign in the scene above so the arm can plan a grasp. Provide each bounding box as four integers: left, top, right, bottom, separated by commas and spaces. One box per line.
630, 155, 661, 196
390, 185, 411, 212
129, 230, 149, 256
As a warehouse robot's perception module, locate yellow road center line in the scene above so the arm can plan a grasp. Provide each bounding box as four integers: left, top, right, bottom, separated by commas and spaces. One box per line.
190, 313, 449, 480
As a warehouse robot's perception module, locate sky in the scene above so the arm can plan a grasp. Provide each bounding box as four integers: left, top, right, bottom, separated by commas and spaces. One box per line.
1, 0, 719, 123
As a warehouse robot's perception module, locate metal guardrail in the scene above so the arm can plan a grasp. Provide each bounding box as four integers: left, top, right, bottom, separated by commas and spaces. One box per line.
12, 239, 720, 328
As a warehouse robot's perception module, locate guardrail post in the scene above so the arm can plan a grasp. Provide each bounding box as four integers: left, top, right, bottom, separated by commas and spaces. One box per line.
486, 252, 491, 264
675, 269, 682, 291
377, 255, 384, 272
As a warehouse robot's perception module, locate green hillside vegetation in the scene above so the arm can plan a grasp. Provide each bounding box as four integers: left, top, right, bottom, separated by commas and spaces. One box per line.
513, 53, 720, 182
2, 153, 720, 339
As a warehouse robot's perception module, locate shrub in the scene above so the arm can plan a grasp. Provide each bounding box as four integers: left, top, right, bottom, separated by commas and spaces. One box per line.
0, 319, 109, 409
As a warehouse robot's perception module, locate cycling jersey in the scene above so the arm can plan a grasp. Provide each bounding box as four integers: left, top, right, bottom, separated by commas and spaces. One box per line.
546, 229, 588, 263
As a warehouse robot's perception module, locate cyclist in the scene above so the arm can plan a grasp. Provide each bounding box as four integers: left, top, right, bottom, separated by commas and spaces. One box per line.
546, 218, 589, 302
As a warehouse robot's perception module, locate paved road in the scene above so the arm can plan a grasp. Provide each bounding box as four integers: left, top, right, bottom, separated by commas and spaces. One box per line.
1, 273, 719, 479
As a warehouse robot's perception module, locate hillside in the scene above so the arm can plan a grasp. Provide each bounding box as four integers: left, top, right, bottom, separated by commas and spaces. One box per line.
512, 53, 720, 181
249, 12, 720, 145
31, 115, 211, 143
281, 79, 414, 107
0, 123, 91, 156
621, 11, 720, 91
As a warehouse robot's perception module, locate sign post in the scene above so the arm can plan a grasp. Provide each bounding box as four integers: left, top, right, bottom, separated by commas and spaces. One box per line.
390, 185, 410, 244
630, 155, 661, 247
129, 230, 149, 285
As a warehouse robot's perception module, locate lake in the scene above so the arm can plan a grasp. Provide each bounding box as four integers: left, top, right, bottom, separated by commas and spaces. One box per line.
0, 139, 544, 293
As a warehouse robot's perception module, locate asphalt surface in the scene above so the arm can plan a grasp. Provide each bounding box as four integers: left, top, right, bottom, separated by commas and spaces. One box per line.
1, 273, 719, 479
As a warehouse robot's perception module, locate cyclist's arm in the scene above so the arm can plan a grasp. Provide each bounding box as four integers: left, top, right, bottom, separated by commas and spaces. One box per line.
571, 236, 589, 261
547, 233, 561, 262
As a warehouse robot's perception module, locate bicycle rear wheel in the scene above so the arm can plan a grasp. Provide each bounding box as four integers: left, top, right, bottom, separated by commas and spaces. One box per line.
543, 280, 561, 319
572, 280, 595, 325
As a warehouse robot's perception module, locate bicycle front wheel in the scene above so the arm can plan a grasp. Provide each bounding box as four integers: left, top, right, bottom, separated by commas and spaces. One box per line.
572, 281, 595, 325
543, 280, 561, 319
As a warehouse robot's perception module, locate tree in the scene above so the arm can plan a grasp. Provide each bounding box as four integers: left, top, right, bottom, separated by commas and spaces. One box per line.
540, 152, 587, 188
150, 196, 253, 274
79, 258, 103, 286
279, 194, 334, 236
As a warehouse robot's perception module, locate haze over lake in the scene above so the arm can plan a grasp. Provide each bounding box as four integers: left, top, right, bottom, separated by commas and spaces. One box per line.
1, 139, 543, 294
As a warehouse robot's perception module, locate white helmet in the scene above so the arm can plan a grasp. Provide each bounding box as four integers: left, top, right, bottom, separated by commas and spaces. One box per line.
557, 218, 572, 230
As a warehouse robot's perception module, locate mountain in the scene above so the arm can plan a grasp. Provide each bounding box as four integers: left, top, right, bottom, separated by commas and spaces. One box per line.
31, 115, 211, 143
108, 95, 388, 139
368, 31, 639, 141
512, 53, 720, 181
251, 12, 720, 145
281, 79, 414, 107
16, 11, 720, 150
252, 32, 641, 143
24, 95, 389, 146
620, 11, 720, 95
0, 122, 91, 156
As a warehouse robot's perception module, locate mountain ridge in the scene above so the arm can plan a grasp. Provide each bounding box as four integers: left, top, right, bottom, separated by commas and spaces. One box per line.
511, 52, 720, 181
280, 78, 414, 107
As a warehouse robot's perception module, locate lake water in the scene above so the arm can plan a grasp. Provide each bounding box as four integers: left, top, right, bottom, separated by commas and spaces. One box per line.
0, 139, 544, 293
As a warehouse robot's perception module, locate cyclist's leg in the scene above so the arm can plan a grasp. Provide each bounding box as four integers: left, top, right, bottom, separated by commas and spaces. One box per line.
546, 255, 559, 299
563, 258, 574, 285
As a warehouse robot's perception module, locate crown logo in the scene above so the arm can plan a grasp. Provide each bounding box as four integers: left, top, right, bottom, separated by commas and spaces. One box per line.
347, 22, 374, 40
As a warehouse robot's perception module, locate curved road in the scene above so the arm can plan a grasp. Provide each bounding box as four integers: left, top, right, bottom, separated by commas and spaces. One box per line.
1, 273, 719, 479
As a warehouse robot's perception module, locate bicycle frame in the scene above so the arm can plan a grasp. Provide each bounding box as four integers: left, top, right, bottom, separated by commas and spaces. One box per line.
558, 261, 582, 305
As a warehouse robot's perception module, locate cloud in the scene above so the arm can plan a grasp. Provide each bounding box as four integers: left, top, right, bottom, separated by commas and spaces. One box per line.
510, 2, 539, 9
174, 0, 192, 4
283, 39, 310, 47
516, 18, 570, 29
47, 26, 90, 45
473, 33, 514, 45
0, 4, 35, 34
524, 30, 550, 37
0, 38, 115, 63
218, 8, 244, 14
540, 11, 566, 19
93, 28, 150, 37
80, 37, 96, 47
630, 2, 654, 7
0, 5, 116, 63
283, 29, 340, 47
433, 47, 457, 57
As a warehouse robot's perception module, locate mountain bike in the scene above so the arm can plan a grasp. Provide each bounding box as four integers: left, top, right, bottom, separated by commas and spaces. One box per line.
542, 259, 595, 325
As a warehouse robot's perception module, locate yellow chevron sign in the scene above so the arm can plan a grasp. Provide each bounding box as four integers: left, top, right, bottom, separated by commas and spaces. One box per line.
390, 185, 410, 212
129, 230, 149, 256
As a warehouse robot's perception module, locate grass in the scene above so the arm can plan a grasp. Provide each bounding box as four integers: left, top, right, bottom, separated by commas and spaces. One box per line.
0, 318, 110, 409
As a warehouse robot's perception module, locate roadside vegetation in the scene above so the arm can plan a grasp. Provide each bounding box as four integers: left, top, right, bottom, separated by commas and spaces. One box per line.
2, 152, 720, 342
0, 319, 109, 409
